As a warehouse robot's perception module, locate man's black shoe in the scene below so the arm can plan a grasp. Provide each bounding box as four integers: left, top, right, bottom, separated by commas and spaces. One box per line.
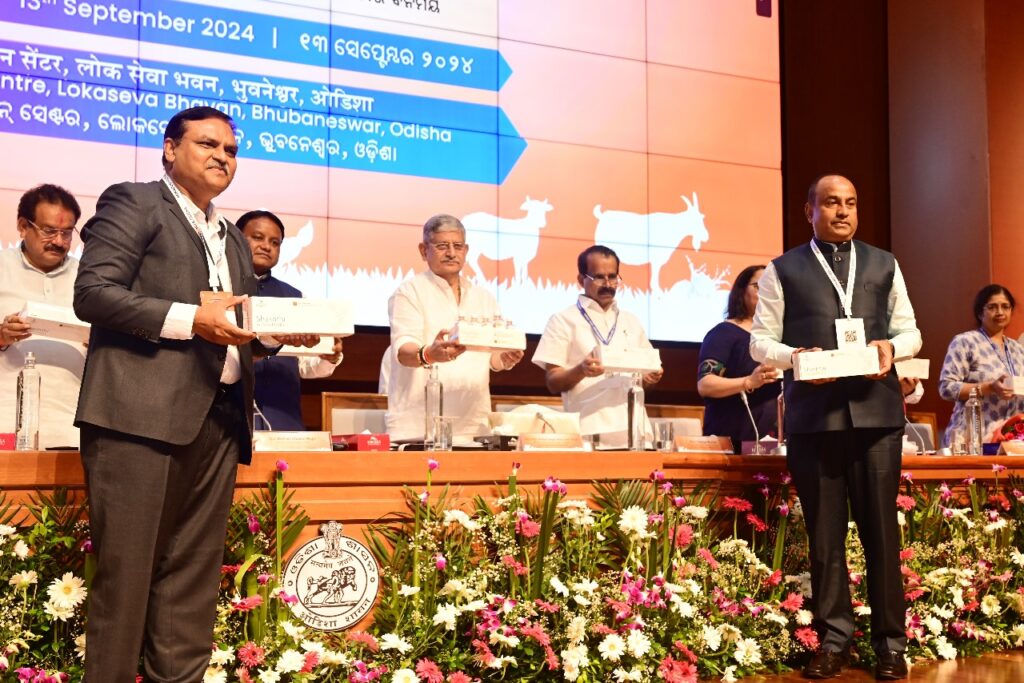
875, 650, 908, 680
803, 648, 849, 679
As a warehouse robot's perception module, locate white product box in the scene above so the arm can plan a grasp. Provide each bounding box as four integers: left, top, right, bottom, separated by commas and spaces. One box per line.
449, 320, 526, 351
277, 336, 336, 357
1012, 376, 1024, 396
20, 301, 90, 344
895, 358, 930, 379
792, 347, 880, 381
596, 346, 663, 374
243, 297, 354, 337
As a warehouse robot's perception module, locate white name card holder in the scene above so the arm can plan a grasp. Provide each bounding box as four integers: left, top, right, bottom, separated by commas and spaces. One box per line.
253, 430, 333, 452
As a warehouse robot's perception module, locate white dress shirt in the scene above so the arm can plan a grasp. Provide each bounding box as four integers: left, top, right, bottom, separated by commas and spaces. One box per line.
386, 270, 501, 441
533, 295, 654, 447
750, 257, 921, 369
0, 247, 86, 448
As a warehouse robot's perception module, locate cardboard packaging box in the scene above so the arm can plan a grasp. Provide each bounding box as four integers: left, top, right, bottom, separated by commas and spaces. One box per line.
596, 346, 663, 374
792, 347, 880, 381
243, 297, 354, 337
331, 433, 390, 451
20, 301, 90, 344
449, 319, 526, 352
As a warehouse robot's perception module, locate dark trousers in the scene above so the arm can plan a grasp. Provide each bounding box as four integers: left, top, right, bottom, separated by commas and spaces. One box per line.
81, 386, 243, 682
787, 427, 906, 655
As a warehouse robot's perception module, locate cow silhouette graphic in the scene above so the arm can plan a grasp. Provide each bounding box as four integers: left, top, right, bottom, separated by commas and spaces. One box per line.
593, 192, 709, 292
305, 566, 357, 605
463, 197, 553, 283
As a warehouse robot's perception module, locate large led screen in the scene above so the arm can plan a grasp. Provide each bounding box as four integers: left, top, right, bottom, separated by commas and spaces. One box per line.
0, 0, 781, 342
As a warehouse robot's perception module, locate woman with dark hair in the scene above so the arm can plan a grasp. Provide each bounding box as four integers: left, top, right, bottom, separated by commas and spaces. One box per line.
697, 265, 780, 451
939, 284, 1024, 447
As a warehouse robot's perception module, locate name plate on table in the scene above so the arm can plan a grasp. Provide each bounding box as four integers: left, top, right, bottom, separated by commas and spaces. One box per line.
596, 346, 662, 374
278, 336, 335, 357
253, 430, 332, 452
450, 320, 527, 351
243, 298, 354, 336
792, 347, 879, 382
998, 440, 1024, 455
895, 358, 930, 379
20, 301, 90, 344
676, 435, 733, 453
517, 433, 585, 450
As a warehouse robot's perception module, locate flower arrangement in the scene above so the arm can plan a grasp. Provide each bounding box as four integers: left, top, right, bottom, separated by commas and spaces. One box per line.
4, 461, 1024, 681
991, 413, 1024, 443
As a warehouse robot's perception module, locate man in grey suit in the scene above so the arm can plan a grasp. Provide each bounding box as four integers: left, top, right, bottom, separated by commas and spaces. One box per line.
74, 106, 312, 681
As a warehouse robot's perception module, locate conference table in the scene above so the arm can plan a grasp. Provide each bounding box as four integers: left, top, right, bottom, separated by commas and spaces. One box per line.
2, 450, 1021, 544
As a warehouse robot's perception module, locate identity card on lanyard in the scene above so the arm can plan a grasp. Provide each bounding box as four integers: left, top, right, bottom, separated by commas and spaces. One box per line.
809, 240, 864, 349
162, 175, 228, 294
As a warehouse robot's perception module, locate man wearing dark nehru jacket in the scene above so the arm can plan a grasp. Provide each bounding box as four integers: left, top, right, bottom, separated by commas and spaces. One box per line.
74, 106, 315, 680
750, 175, 921, 680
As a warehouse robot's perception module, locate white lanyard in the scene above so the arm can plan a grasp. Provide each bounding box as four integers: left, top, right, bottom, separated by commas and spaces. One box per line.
162, 176, 226, 291
809, 239, 856, 319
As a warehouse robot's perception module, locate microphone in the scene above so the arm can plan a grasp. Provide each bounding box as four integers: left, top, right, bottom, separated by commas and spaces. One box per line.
739, 389, 766, 455
904, 415, 931, 454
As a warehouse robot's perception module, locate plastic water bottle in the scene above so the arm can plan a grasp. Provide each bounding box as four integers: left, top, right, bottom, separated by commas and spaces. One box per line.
627, 372, 645, 452
15, 352, 41, 451
424, 364, 443, 444
965, 387, 984, 455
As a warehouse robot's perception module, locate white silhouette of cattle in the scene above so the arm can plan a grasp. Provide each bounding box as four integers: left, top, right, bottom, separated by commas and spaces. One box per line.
462, 197, 553, 282
593, 193, 709, 292
278, 220, 315, 267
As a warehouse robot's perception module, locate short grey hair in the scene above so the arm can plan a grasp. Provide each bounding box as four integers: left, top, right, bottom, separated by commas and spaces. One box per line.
422, 214, 466, 244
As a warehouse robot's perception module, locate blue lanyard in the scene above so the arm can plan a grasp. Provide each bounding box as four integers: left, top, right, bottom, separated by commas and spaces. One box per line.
980, 328, 1017, 376
577, 300, 619, 346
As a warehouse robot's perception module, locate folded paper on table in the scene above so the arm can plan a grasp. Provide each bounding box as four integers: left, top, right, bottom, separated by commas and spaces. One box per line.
596, 346, 662, 374
895, 358, 930, 380
792, 347, 880, 381
243, 297, 354, 336
253, 430, 332, 452
20, 301, 90, 344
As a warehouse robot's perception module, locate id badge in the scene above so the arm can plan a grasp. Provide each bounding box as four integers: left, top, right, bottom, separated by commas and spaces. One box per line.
835, 317, 866, 349
200, 290, 234, 305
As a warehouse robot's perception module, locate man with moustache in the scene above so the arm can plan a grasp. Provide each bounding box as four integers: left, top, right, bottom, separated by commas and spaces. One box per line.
533, 245, 663, 447
0, 184, 85, 448
237, 209, 343, 430
750, 175, 921, 680
386, 213, 524, 441
74, 107, 316, 680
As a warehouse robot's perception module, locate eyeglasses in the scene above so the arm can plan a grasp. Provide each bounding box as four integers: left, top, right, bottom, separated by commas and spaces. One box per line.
25, 219, 77, 243
428, 241, 467, 253
584, 274, 623, 287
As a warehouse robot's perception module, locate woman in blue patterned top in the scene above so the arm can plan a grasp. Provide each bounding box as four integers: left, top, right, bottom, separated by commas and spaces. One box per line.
938, 284, 1024, 447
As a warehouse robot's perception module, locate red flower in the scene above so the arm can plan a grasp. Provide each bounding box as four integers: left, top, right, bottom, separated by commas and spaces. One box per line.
795, 627, 819, 650
230, 595, 263, 612
722, 496, 753, 512
763, 569, 783, 588
237, 642, 266, 667
779, 591, 804, 612
346, 631, 380, 652
905, 589, 925, 602
673, 641, 698, 663
657, 656, 698, 683
895, 495, 916, 511
447, 675, 473, 683
415, 659, 443, 683
674, 524, 694, 549
746, 512, 769, 532
899, 548, 915, 561
300, 651, 320, 674
697, 548, 719, 570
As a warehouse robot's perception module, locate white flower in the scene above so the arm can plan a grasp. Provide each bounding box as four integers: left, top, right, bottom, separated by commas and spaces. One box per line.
612, 667, 643, 681
796, 609, 814, 626
430, 602, 458, 631
981, 594, 1001, 617
550, 576, 569, 596
203, 668, 227, 683
443, 509, 482, 531
931, 604, 954, 619
702, 624, 722, 651
561, 644, 588, 680
572, 594, 591, 606
719, 624, 742, 643
559, 500, 596, 526
925, 616, 944, 635
951, 587, 965, 610
597, 634, 626, 661
674, 600, 695, 618
257, 670, 281, 683
379, 633, 412, 654
438, 579, 473, 600
281, 621, 306, 640
209, 647, 234, 666
320, 649, 348, 666
618, 505, 649, 537
489, 655, 517, 669
787, 572, 813, 597
897, 511, 906, 527
13, 540, 28, 559
685, 579, 702, 597
572, 579, 598, 594
854, 604, 872, 617
489, 631, 520, 647
74, 633, 86, 660
722, 665, 739, 683
566, 615, 587, 645
985, 518, 1008, 534
680, 505, 708, 520
733, 638, 762, 667
461, 599, 487, 613
763, 611, 788, 627
1011, 548, 1024, 567
934, 635, 957, 660
625, 629, 651, 657
47, 572, 87, 609
398, 584, 420, 597
0, 524, 16, 536
275, 649, 305, 673
301, 640, 325, 655
391, 669, 418, 683
1011, 624, 1024, 647
9, 570, 38, 589
43, 600, 75, 621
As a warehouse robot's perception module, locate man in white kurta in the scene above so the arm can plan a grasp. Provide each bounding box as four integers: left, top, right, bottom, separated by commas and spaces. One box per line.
533, 245, 662, 447
0, 184, 85, 448
386, 214, 523, 441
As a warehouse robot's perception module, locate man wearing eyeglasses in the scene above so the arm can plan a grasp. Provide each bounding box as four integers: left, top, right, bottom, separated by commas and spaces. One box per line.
386, 213, 523, 441
0, 183, 85, 448
533, 245, 663, 447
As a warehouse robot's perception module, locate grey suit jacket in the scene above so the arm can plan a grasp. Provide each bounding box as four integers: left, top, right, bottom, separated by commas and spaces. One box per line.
74, 180, 260, 462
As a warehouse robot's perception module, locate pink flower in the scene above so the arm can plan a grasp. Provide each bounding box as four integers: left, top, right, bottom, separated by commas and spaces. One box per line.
534, 599, 560, 613
778, 502, 790, 516
895, 495, 916, 511
697, 547, 719, 569
759, 485, 770, 497
80, 539, 93, 553
447, 674, 473, 683
963, 476, 976, 485
672, 496, 687, 507
795, 627, 819, 650
674, 524, 693, 548
650, 469, 665, 481
780, 471, 793, 485
721, 496, 752, 512
516, 513, 541, 538
993, 464, 1007, 475
278, 591, 299, 605
419, 491, 429, 504
300, 651, 320, 674
435, 553, 447, 570
501, 554, 528, 576
542, 476, 567, 494
415, 659, 443, 683
231, 595, 263, 612
905, 589, 925, 602
753, 472, 770, 484
763, 569, 783, 588
511, 461, 521, 476
660, 481, 673, 494
938, 482, 953, 501
779, 591, 804, 611
427, 458, 440, 471
239, 641, 267, 667
746, 512, 768, 532
247, 513, 260, 534
901, 471, 914, 482
900, 548, 915, 561
657, 656, 697, 683
257, 573, 272, 585
276, 459, 289, 472
346, 631, 380, 652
